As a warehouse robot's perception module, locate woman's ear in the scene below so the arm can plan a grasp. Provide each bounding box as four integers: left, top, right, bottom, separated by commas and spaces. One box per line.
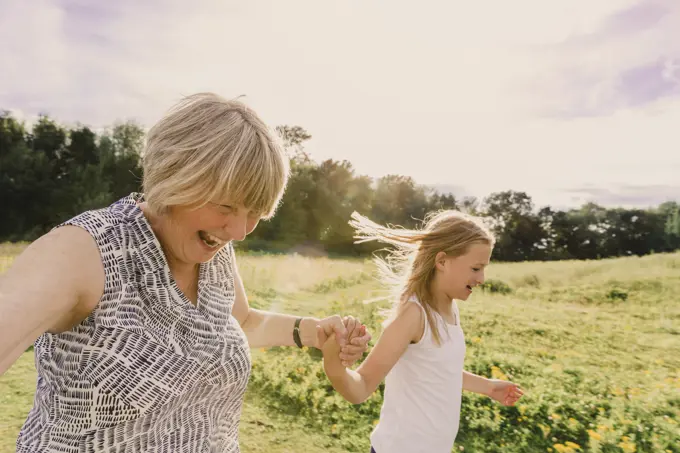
434, 251, 447, 271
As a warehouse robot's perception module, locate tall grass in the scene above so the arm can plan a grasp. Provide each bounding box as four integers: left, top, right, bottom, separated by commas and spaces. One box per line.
1, 244, 678, 453
250, 251, 680, 453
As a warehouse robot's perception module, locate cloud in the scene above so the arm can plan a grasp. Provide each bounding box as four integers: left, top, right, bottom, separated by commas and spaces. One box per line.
604, 1, 671, 35
1, 0, 678, 209
6, 0, 647, 126
526, 0, 680, 117
560, 183, 680, 209
429, 181, 680, 211
1, 0, 257, 125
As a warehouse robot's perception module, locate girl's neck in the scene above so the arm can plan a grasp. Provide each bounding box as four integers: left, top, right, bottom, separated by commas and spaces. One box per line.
429, 283, 452, 309
429, 286, 455, 320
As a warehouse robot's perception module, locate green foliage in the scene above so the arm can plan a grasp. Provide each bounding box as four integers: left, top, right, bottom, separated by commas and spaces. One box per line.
0, 112, 143, 241
245, 252, 680, 453
311, 273, 372, 294
249, 296, 680, 453
2, 251, 679, 452
606, 288, 628, 302
249, 299, 384, 451
481, 278, 513, 294
1, 111, 679, 263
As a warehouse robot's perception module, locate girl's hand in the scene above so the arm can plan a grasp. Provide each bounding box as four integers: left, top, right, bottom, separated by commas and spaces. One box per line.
317, 327, 342, 358
487, 379, 524, 406
341, 316, 371, 367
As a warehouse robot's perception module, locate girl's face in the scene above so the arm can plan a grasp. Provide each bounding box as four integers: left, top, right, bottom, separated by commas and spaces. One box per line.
434, 242, 493, 302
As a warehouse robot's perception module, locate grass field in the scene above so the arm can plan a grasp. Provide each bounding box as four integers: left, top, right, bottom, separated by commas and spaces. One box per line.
1, 242, 679, 453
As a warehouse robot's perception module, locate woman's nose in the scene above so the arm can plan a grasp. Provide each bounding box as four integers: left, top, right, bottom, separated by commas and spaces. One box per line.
225, 215, 248, 242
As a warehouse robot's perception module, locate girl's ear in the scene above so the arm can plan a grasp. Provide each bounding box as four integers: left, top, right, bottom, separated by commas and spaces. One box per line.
434, 251, 447, 271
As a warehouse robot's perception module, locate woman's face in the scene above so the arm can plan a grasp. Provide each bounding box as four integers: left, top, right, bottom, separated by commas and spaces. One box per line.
156, 200, 261, 266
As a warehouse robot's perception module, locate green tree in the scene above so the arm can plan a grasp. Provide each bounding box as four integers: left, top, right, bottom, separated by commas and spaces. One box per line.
371, 175, 429, 228
482, 191, 549, 261
99, 121, 144, 200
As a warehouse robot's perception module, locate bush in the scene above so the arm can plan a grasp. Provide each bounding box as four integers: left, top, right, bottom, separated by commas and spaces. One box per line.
606, 288, 628, 302
480, 278, 513, 294
247, 271, 679, 453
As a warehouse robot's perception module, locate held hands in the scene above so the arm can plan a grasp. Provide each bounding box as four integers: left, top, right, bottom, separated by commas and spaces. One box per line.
487, 379, 524, 406
315, 315, 371, 367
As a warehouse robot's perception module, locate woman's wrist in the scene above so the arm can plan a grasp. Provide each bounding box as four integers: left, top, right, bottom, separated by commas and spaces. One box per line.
298, 317, 320, 348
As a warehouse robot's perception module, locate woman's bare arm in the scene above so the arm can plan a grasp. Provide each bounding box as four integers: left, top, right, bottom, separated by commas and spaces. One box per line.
231, 257, 371, 365
0, 226, 104, 375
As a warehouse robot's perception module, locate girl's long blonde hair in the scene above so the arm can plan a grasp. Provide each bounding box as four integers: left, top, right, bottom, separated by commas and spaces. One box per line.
349, 210, 495, 345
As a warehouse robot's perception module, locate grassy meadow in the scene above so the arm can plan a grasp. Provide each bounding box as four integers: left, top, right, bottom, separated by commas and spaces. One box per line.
1, 242, 678, 453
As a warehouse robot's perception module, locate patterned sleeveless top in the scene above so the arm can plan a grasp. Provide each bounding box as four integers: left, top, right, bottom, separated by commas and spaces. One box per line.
17, 193, 252, 453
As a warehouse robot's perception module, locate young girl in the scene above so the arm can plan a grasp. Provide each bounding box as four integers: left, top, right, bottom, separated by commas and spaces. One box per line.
319, 210, 524, 453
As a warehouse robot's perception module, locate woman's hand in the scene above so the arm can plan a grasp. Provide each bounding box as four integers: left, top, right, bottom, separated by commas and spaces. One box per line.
487, 379, 524, 406
315, 315, 372, 367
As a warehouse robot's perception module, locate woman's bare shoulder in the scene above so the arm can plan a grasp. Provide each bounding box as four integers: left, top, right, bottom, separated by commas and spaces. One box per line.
6, 225, 105, 332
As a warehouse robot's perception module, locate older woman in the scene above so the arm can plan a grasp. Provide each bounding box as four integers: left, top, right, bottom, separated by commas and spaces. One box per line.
0, 93, 371, 452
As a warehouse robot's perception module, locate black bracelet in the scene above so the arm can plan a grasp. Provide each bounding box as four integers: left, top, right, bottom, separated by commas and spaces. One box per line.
293, 317, 303, 348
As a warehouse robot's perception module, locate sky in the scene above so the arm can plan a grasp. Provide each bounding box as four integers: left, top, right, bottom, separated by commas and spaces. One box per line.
1, 0, 679, 210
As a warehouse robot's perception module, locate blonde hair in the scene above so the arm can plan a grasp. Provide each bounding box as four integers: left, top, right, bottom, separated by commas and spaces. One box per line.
142, 92, 289, 219
349, 210, 495, 345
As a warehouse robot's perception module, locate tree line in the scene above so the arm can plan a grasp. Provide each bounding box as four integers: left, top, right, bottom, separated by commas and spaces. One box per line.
1, 112, 679, 261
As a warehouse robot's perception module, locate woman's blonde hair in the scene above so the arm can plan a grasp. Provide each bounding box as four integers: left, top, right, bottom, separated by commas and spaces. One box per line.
142, 92, 290, 218
349, 210, 495, 345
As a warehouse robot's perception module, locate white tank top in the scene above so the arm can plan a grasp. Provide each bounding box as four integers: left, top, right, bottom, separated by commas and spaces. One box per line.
370, 297, 466, 453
